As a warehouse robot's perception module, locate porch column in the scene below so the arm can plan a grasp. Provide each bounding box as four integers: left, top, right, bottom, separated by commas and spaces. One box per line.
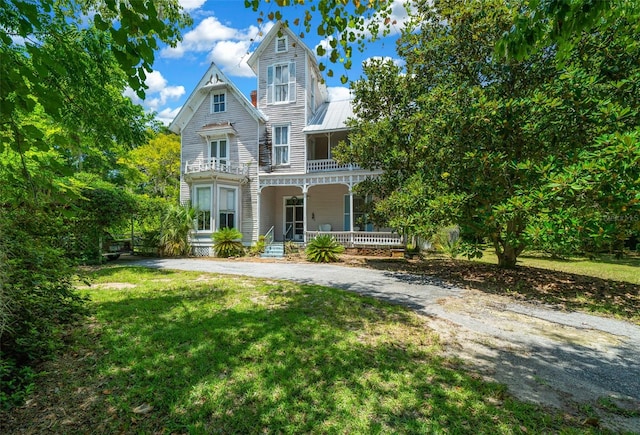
349, 187, 354, 247
302, 185, 308, 243
256, 189, 261, 241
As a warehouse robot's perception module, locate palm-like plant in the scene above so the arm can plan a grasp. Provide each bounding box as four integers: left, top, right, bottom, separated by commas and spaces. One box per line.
212, 227, 245, 258
305, 234, 345, 263
160, 204, 197, 256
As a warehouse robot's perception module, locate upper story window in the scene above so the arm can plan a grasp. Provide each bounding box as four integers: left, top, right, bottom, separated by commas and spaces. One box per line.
210, 138, 228, 166
211, 92, 226, 113
267, 62, 296, 104
275, 36, 288, 53
272, 124, 290, 166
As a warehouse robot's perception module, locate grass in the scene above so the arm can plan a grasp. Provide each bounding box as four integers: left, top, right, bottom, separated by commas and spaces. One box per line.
1, 266, 602, 434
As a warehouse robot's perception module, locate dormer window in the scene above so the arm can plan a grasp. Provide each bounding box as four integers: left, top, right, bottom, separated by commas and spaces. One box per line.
275, 36, 288, 53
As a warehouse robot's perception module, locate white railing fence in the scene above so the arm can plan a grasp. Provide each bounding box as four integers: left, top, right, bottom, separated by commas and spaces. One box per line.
306, 159, 360, 173
306, 231, 403, 247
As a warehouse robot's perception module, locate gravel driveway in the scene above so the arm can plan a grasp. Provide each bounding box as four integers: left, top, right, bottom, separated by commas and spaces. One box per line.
130, 257, 640, 432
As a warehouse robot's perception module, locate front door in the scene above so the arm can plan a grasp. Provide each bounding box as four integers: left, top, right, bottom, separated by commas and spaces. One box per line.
284, 196, 304, 241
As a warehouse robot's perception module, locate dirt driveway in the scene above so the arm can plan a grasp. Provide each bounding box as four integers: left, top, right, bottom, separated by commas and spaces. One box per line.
131, 257, 640, 433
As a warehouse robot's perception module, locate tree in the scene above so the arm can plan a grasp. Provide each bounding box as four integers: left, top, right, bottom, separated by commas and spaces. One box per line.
126, 131, 181, 200
498, 0, 640, 60
336, 0, 640, 267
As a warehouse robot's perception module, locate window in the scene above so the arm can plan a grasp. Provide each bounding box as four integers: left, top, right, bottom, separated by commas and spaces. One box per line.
267, 62, 296, 104
273, 125, 289, 165
210, 139, 228, 166
218, 187, 236, 229
344, 195, 373, 231
275, 36, 288, 53
195, 186, 212, 231
211, 92, 225, 113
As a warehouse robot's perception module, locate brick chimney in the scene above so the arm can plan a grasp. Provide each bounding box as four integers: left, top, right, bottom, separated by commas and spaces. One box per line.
250, 90, 257, 107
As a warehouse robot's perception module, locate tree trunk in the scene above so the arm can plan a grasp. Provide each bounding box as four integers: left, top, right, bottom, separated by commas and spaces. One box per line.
497, 248, 518, 268
492, 235, 520, 269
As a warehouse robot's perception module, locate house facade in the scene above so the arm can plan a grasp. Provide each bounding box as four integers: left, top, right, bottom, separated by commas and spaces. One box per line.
169, 23, 401, 255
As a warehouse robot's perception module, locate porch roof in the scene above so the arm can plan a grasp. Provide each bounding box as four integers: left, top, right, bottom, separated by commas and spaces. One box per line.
303, 99, 354, 134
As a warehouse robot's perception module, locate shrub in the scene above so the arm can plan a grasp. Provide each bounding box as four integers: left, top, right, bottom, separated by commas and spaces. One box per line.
305, 235, 345, 263
248, 236, 266, 256
160, 204, 196, 256
0, 204, 88, 409
212, 227, 245, 258
431, 226, 462, 259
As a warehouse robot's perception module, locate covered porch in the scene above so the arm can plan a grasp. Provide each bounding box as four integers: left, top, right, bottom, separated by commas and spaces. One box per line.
257, 172, 399, 247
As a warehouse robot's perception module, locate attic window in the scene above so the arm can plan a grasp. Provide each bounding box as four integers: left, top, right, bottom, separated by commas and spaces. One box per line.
275, 36, 288, 53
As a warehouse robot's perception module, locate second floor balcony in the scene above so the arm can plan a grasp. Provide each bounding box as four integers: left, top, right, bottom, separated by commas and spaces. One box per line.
184, 158, 249, 178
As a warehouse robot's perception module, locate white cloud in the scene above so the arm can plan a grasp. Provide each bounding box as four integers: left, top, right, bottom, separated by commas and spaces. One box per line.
178, 0, 207, 10
123, 70, 185, 121
161, 16, 239, 58
207, 40, 255, 77
362, 56, 404, 69
156, 106, 183, 126
328, 87, 352, 101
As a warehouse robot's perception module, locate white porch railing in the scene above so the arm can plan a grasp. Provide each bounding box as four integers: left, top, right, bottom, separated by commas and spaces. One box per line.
306, 231, 403, 247
185, 158, 249, 176
307, 159, 361, 173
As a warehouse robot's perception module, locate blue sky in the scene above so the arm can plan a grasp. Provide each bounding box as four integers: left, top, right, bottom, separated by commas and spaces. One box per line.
126, 0, 409, 125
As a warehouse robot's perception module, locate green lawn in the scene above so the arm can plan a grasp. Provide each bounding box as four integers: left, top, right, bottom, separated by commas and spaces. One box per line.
17, 266, 599, 434
475, 251, 640, 284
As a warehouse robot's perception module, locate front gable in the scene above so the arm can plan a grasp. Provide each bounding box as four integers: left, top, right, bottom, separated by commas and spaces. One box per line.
169, 63, 267, 135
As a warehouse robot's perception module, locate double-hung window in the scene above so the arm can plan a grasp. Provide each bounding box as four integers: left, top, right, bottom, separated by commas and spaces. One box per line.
211, 92, 225, 113
267, 62, 296, 104
273, 125, 289, 166
195, 186, 212, 231
218, 186, 237, 229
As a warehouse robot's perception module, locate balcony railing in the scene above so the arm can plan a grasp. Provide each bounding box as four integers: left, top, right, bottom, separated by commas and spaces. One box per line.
306, 231, 403, 247
307, 159, 361, 173
185, 158, 249, 176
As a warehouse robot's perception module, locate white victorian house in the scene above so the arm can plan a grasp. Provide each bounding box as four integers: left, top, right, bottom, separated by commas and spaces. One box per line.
169, 22, 401, 256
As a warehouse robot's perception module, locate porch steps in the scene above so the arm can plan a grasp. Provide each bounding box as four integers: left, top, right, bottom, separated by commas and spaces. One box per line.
261, 242, 285, 258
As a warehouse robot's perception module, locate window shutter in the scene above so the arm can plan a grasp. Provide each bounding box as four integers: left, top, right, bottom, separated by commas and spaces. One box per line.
267, 66, 274, 104
288, 62, 296, 102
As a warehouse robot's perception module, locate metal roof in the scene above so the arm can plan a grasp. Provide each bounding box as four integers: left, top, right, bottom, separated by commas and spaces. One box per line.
303, 99, 354, 133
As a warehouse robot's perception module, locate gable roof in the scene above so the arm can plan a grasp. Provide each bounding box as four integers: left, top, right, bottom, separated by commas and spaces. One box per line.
303, 99, 354, 133
168, 63, 267, 134
246, 21, 317, 74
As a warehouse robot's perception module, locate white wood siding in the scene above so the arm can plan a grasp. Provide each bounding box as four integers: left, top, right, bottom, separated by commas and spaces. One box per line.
257, 38, 310, 175
180, 87, 261, 243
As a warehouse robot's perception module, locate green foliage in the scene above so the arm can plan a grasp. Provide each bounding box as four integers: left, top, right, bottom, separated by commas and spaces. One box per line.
160, 205, 197, 257
0, 202, 88, 409
431, 227, 462, 259
212, 227, 245, 258
305, 235, 345, 263
248, 235, 266, 257
126, 131, 181, 200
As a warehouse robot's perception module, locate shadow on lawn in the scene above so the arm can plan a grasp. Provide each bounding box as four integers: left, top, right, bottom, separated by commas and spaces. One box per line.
364, 258, 640, 324
3, 272, 581, 434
